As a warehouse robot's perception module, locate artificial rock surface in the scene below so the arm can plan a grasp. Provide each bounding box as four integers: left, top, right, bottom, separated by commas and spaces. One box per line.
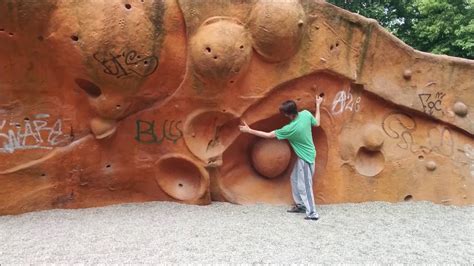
0, 0, 473, 215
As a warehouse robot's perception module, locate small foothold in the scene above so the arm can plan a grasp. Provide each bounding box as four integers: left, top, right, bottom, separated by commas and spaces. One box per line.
320, 57, 327, 62
403, 69, 412, 80
453, 101, 468, 117
426, 160, 437, 171
90, 117, 117, 139
298, 20, 304, 27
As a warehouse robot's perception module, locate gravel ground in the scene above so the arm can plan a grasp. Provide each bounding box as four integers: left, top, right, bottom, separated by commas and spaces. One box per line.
0, 201, 473, 264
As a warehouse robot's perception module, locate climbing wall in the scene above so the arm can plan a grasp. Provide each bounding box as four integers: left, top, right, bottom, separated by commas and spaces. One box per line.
0, 0, 473, 215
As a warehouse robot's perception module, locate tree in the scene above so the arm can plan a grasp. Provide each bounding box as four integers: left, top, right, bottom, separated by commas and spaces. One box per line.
328, 0, 474, 59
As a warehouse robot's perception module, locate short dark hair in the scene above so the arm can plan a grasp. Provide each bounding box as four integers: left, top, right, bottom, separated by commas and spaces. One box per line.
279, 100, 298, 116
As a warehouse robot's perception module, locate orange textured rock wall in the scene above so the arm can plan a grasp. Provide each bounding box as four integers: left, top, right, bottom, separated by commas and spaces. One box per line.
0, 0, 472, 215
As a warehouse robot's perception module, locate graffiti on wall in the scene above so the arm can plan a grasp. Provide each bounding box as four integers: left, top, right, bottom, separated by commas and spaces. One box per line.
135, 119, 183, 144
382, 112, 454, 156
331, 89, 361, 115
0, 114, 65, 153
419, 92, 446, 115
93, 49, 159, 79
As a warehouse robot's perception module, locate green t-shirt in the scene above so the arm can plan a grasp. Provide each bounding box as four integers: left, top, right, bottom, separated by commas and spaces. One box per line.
274, 110, 317, 164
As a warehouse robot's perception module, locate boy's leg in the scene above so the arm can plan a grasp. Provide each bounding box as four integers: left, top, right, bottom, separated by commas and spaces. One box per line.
289, 160, 305, 210
297, 160, 319, 219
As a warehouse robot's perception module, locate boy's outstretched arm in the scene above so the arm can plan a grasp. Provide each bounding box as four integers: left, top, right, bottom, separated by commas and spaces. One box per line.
239, 121, 276, 138
314, 95, 323, 127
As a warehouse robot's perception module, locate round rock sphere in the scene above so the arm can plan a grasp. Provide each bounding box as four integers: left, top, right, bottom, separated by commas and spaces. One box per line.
248, 0, 306, 62
190, 18, 252, 85
251, 139, 291, 178
362, 124, 385, 151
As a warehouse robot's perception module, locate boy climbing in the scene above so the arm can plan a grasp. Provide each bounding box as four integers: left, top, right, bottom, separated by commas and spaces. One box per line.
239, 95, 324, 221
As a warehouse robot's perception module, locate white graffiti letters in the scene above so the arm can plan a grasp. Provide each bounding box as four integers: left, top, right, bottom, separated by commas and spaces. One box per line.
331, 90, 361, 115
0, 116, 64, 153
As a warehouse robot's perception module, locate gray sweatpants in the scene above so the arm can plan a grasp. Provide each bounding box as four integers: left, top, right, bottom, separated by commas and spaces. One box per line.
290, 157, 319, 218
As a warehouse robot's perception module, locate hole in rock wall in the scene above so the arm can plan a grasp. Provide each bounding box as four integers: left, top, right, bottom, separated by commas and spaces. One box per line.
71, 35, 79, 41
155, 156, 204, 201
74, 78, 102, 98
355, 147, 385, 177
404, 195, 413, 201
183, 109, 240, 161
125, 3, 132, 9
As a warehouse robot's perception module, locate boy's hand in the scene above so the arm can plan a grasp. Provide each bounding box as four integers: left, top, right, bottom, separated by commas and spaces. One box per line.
316, 95, 324, 106
239, 120, 251, 133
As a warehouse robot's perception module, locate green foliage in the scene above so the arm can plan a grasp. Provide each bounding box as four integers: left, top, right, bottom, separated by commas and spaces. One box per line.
328, 0, 474, 59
